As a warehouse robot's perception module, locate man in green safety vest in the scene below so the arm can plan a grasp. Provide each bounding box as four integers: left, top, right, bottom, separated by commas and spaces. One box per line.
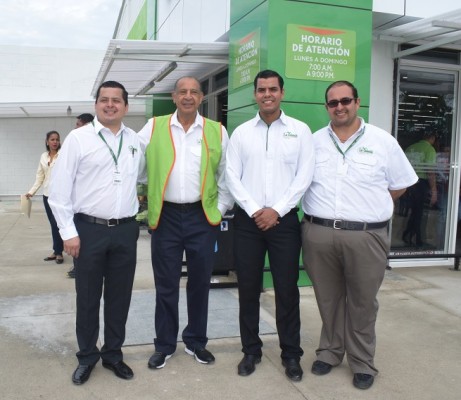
138, 76, 234, 370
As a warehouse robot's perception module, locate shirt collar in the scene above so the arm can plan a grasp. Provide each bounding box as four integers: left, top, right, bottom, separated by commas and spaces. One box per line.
171, 110, 203, 129
327, 117, 365, 138
253, 110, 287, 127
93, 116, 126, 137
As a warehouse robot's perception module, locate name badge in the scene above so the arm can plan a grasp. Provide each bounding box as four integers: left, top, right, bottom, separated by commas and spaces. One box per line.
113, 170, 122, 185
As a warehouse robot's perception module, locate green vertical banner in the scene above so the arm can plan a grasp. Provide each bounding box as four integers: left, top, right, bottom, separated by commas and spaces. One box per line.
228, 0, 372, 287
285, 24, 356, 82
231, 28, 261, 90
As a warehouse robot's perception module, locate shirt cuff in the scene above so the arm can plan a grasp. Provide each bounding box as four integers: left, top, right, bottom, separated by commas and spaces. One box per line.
272, 204, 287, 218
59, 225, 79, 241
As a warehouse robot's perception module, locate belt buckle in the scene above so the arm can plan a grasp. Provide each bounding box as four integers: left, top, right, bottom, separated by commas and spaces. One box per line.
107, 219, 117, 227
333, 219, 343, 230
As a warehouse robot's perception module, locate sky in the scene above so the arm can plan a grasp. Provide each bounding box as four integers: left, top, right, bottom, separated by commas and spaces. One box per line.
0, 0, 122, 50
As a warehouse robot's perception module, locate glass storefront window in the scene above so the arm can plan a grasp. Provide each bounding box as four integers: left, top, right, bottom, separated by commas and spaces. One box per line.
391, 68, 456, 256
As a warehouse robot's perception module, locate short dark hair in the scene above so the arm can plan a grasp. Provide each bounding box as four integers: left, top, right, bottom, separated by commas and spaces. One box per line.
95, 81, 129, 105
76, 113, 94, 124
45, 130, 60, 151
253, 70, 284, 90
325, 80, 358, 102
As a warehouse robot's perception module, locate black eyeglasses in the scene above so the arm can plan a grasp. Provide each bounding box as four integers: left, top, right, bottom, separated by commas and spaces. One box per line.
326, 97, 356, 108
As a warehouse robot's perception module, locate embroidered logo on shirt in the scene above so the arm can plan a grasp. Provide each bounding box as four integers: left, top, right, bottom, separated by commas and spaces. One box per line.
128, 145, 138, 156
358, 146, 373, 154
283, 131, 298, 138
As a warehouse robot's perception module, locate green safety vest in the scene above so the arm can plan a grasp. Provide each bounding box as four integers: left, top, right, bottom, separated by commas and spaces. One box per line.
145, 114, 223, 229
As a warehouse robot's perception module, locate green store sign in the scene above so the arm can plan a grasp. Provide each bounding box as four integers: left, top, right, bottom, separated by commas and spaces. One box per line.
231, 29, 261, 89
285, 24, 356, 82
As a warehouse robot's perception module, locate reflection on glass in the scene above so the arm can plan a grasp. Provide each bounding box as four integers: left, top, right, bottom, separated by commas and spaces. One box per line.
391, 69, 454, 255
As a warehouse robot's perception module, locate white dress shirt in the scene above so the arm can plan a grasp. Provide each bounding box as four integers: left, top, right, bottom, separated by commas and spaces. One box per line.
49, 117, 143, 240
302, 119, 418, 222
137, 111, 233, 215
28, 151, 59, 197
226, 111, 315, 218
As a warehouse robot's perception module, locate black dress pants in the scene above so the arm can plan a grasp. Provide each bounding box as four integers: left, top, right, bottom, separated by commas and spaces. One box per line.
150, 204, 219, 355
43, 195, 63, 256
404, 179, 429, 245
234, 207, 303, 360
74, 218, 139, 365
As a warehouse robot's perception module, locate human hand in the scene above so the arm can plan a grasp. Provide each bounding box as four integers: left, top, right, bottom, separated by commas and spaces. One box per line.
252, 208, 280, 231
25, 193, 32, 199
64, 237, 80, 258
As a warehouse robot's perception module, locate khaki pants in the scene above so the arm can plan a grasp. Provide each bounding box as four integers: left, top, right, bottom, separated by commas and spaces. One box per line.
301, 219, 389, 376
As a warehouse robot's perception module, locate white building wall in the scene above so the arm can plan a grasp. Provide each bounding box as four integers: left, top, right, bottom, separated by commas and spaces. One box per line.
156, 0, 230, 42
369, 40, 395, 132
0, 115, 147, 197
0, 44, 147, 197
373, 0, 460, 17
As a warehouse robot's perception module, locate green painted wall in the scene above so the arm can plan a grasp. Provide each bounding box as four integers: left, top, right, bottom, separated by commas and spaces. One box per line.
228, 0, 372, 133
230, 0, 266, 25
151, 98, 176, 117
228, 0, 373, 287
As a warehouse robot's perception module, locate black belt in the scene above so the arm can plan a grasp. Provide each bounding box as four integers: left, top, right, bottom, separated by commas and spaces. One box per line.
304, 214, 388, 231
75, 213, 136, 227
163, 201, 202, 212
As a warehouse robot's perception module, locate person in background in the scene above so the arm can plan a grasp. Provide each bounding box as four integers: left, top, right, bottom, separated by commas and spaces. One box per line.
301, 80, 418, 390
49, 81, 143, 385
67, 113, 94, 279
75, 113, 95, 128
402, 131, 438, 247
138, 76, 233, 370
26, 130, 64, 264
225, 69, 315, 382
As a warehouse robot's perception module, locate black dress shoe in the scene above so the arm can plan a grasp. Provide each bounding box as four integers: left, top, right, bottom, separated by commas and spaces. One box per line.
72, 364, 95, 385
237, 354, 261, 376
102, 360, 134, 380
311, 360, 332, 376
353, 373, 374, 390
282, 358, 303, 382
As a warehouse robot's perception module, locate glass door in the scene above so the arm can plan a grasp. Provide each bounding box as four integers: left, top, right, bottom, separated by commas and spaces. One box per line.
391, 67, 458, 258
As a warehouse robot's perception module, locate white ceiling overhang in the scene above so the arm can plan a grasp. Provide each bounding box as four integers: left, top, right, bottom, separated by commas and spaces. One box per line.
374, 9, 461, 58
91, 39, 229, 97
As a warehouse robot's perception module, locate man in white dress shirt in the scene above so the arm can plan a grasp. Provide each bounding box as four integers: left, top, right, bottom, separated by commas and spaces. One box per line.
49, 81, 143, 385
225, 69, 315, 381
301, 80, 418, 390
138, 76, 233, 370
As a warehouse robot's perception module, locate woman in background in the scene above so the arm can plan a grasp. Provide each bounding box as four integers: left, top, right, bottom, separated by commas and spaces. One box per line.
25, 130, 64, 264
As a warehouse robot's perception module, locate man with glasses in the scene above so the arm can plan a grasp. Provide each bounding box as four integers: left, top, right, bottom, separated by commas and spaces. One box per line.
301, 80, 417, 390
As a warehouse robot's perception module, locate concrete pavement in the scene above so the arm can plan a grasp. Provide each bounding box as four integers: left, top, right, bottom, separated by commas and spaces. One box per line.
1, 198, 460, 400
